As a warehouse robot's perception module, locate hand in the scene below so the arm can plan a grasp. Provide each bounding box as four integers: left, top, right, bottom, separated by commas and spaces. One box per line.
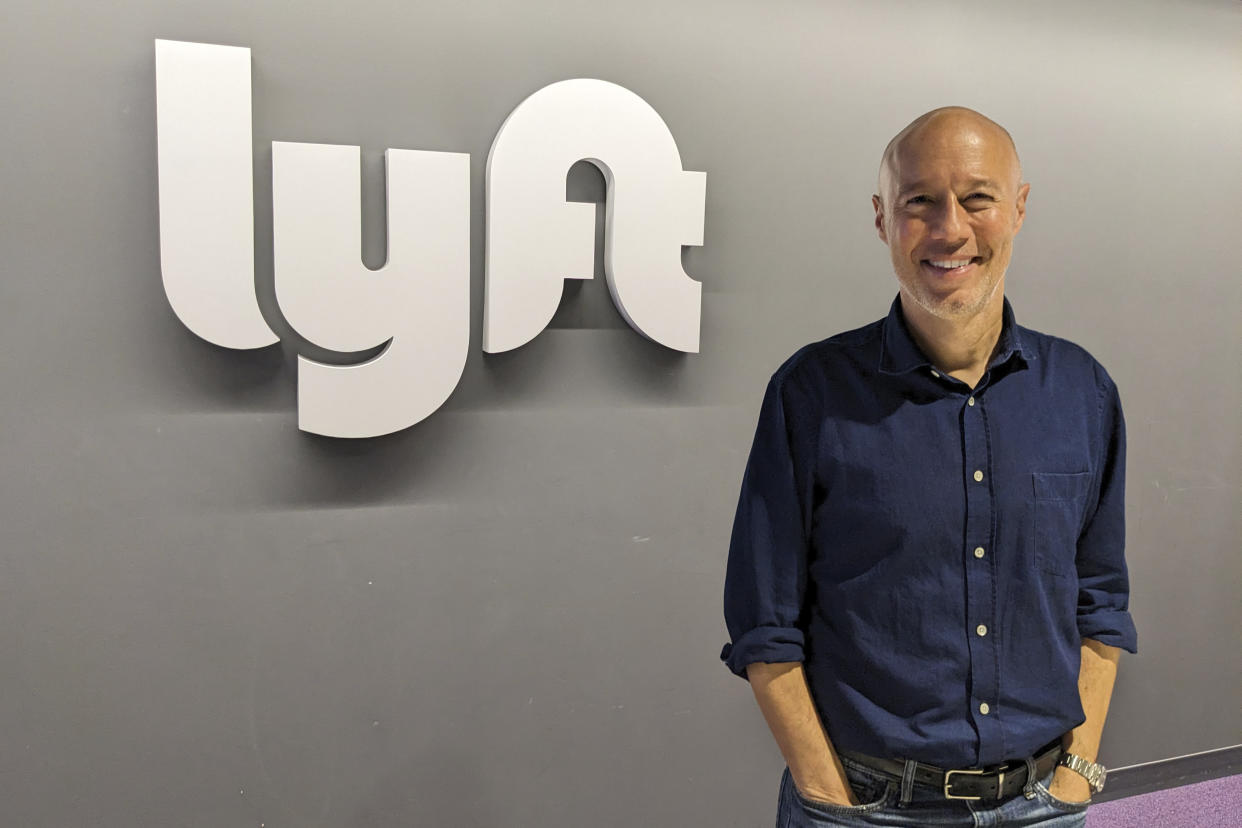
1047, 766, 1092, 803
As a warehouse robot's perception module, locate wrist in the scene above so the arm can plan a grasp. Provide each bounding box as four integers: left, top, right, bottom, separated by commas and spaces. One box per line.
1050, 766, 1093, 801
792, 772, 857, 806
797, 782, 858, 807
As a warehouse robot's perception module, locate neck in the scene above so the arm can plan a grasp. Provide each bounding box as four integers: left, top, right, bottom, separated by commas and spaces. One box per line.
899, 287, 1006, 389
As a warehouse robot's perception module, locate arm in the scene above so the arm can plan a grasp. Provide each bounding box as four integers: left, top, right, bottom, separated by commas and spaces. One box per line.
722, 374, 835, 779
1048, 637, 1121, 802
747, 661, 858, 806
723, 374, 854, 802
1049, 374, 1135, 802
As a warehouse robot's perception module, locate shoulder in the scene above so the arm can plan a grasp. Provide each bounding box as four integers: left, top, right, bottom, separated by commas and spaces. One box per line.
770, 318, 884, 392
1017, 324, 1120, 405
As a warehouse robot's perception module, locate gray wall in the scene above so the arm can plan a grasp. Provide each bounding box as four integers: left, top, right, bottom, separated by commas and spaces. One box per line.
2, 1, 1238, 825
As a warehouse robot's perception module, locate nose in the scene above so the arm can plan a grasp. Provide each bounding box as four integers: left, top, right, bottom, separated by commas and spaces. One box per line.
928, 196, 969, 242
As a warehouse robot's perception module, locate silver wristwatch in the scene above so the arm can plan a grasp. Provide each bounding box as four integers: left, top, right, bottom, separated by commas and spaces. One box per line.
1059, 753, 1108, 793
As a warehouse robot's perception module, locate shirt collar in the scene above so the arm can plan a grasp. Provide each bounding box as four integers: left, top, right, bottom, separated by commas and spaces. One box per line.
877, 294, 1036, 376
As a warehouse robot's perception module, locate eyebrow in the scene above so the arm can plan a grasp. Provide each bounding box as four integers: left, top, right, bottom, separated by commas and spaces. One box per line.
898, 178, 1004, 198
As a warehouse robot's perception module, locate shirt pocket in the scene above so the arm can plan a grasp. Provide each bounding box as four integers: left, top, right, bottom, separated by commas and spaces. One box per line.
1032, 471, 1092, 575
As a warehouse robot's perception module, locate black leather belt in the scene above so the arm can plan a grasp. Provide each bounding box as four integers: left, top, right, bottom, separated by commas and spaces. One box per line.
838, 741, 1062, 802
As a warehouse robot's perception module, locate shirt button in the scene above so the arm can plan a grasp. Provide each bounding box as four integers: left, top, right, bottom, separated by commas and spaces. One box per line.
979, 702, 990, 715
976, 624, 988, 637
931, 370, 941, 378
968, 396, 976, 406
974, 547, 986, 559
973, 470, 984, 482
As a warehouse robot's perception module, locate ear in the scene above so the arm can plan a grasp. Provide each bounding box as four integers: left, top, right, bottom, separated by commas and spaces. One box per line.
1013, 182, 1030, 232
872, 194, 888, 244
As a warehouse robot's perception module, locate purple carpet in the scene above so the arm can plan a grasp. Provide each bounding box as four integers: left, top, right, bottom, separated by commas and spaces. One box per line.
1087, 774, 1241, 828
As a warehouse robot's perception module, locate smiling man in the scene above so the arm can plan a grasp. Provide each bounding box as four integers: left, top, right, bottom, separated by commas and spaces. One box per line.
721, 108, 1137, 827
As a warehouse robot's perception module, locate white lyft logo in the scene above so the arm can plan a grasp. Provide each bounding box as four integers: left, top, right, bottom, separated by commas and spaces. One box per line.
155, 39, 706, 438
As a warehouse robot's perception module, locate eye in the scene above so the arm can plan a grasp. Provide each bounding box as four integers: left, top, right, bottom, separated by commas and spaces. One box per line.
965, 193, 995, 202
906, 195, 930, 205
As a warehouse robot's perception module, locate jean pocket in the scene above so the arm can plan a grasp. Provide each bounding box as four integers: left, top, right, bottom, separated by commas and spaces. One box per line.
1032, 471, 1091, 575
1033, 777, 1091, 813
792, 774, 894, 821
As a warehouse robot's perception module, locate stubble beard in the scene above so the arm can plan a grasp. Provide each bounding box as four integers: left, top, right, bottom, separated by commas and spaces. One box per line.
899, 265, 1005, 323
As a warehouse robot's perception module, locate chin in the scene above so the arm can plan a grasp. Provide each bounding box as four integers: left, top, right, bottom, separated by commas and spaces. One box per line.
936, 296, 978, 317
906, 286, 990, 321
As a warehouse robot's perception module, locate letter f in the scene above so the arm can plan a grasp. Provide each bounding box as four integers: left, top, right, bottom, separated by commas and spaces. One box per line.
483, 79, 706, 354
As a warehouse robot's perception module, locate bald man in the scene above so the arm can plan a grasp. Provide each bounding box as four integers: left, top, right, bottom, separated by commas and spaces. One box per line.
721, 108, 1136, 827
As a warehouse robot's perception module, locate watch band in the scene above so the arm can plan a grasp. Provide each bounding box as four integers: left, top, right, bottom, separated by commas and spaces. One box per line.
1059, 753, 1108, 793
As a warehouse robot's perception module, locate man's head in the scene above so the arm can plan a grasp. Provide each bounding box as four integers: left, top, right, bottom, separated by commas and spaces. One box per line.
872, 107, 1030, 322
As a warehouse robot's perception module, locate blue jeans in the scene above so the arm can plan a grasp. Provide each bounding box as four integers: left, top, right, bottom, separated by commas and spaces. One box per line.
777, 754, 1089, 827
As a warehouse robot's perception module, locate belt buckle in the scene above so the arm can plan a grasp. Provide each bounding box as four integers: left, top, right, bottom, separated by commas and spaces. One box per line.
944, 768, 988, 801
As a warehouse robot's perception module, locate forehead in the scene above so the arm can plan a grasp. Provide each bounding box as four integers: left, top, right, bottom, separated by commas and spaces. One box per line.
890, 121, 1017, 191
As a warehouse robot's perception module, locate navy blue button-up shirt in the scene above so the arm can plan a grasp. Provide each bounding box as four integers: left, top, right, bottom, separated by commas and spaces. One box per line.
721, 296, 1137, 768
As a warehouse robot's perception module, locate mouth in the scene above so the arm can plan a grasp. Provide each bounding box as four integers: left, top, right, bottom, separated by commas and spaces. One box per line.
920, 256, 982, 278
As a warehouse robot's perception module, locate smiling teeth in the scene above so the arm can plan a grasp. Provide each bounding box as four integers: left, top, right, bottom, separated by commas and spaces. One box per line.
929, 259, 973, 268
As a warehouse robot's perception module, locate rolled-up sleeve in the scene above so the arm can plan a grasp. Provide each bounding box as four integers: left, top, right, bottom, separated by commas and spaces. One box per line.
721, 372, 816, 678
1075, 374, 1138, 653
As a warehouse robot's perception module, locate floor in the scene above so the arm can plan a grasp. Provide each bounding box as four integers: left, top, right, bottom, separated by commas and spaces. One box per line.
1087, 774, 1240, 827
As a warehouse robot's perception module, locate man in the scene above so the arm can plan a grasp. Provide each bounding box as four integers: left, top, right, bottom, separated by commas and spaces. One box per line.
721, 107, 1137, 827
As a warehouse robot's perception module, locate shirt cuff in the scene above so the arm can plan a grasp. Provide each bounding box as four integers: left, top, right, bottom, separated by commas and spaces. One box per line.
720, 625, 805, 678
1077, 610, 1138, 654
